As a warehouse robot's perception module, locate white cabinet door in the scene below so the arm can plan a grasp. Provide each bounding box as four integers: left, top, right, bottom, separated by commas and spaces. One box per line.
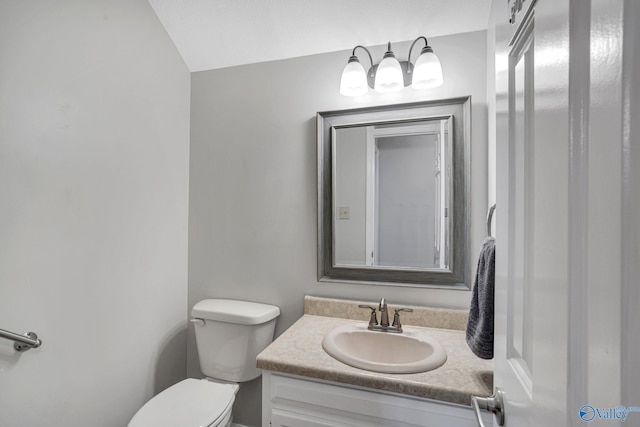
263, 372, 492, 427
271, 409, 338, 427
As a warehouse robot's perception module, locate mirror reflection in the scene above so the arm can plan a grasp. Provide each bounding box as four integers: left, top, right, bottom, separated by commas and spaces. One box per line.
333, 119, 451, 270
317, 98, 470, 287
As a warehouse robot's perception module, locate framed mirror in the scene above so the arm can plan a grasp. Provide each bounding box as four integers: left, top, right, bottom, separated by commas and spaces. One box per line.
317, 97, 470, 287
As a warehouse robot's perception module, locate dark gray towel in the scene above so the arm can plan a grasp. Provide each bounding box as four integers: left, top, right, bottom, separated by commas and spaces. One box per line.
466, 237, 495, 359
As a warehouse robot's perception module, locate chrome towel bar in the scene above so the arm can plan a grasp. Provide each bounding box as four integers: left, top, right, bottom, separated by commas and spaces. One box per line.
0, 328, 42, 352
487, 204, 496, 237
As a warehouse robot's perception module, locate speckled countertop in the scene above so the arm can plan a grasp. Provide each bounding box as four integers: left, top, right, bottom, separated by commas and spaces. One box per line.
256, 296, 493, 406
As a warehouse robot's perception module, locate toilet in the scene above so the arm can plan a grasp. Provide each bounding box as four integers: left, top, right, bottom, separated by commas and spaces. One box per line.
128, 299, 280, 427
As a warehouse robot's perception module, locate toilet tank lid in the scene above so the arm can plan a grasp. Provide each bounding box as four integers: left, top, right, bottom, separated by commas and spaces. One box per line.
191, 299, 280, 325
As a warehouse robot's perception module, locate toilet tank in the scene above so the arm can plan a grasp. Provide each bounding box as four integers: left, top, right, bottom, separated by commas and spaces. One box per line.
191, 299, 280, 383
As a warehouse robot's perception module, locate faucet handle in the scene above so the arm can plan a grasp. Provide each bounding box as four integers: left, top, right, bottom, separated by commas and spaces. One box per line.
358, 305, 378, 326
392, 308, 413, 328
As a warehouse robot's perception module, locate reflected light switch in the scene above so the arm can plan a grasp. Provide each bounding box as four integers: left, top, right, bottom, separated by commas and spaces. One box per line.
337, 207, 350, 220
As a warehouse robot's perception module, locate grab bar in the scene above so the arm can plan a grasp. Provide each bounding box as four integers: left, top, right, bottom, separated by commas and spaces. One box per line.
0, 328, 42, 352
487, 204, 496, 237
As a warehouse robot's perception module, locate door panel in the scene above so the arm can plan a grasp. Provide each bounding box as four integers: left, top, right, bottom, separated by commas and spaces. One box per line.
492, 0, 635, 426
493, 0, 571, 425
508, 21, 534, 382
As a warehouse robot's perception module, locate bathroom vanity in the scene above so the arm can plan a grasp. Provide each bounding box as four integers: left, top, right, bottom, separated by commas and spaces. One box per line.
256, 297, 493, 427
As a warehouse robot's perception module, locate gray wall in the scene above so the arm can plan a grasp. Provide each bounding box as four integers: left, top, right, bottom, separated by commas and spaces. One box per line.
189, 30, 488, 426
334, 127, 367, 265
0, 2, 190, 426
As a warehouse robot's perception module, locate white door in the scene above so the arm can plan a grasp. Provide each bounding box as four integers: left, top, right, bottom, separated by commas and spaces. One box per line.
488, 0, 640, 427
492, 1, 548, 425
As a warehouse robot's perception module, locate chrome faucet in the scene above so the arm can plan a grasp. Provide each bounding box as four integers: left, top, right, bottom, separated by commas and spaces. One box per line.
379, 297, 389, 327
358, 298, 413, 333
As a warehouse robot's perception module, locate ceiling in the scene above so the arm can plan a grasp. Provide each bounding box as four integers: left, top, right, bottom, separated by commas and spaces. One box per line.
147, 0, 492, 72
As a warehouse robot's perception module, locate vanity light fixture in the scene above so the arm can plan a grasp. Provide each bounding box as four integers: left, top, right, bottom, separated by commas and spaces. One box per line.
339, 36, 444, 97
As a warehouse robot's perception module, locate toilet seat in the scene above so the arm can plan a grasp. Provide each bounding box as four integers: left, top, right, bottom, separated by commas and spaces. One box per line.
128, 378, 237, 427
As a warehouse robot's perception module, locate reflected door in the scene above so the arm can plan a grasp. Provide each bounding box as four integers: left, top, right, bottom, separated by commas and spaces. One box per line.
375, 133, 438, 268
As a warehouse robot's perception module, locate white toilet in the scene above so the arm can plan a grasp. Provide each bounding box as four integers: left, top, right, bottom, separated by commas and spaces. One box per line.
128, 299, 280, 427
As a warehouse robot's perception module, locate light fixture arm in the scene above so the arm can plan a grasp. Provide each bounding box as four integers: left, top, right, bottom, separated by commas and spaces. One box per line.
406, 36, 430, 74
352, 45, 375, 78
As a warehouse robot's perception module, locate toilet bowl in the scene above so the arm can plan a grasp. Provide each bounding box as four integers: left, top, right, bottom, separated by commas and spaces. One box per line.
128, 379, 238, 427
128, 299, 280, 427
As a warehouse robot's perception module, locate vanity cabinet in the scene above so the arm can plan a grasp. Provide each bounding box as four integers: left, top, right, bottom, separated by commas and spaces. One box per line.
262, 371, 492, 427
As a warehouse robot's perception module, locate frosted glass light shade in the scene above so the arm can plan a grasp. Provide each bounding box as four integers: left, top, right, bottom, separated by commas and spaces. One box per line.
374, 56, 403, 93
340, 59, 368, 96
411, 50, 443, 89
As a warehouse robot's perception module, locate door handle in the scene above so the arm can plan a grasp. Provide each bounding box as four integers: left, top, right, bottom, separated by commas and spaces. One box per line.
471, 388, 505, 426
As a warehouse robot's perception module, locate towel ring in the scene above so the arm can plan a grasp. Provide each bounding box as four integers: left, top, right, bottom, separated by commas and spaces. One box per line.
487, 204, 496, 237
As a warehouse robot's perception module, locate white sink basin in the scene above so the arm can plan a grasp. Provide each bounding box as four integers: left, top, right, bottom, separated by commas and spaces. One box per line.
322, 323, 447, 374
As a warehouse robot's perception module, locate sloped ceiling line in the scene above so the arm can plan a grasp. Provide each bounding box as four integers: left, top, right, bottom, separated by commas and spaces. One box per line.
147, 0, 492, 72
